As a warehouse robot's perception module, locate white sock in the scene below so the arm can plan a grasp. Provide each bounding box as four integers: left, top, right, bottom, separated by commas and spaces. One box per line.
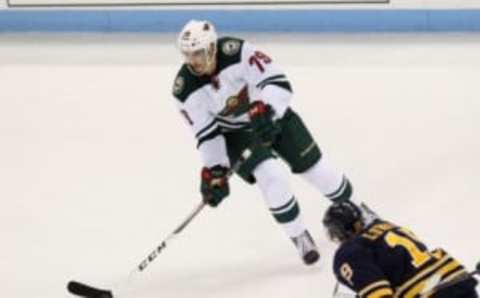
300, 158, 357, 203
253, 158, 306, 238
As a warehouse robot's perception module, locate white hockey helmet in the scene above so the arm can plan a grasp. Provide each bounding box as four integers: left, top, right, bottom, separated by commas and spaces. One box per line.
177, 20, 217, 74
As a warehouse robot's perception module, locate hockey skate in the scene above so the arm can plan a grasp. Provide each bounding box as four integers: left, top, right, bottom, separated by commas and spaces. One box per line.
358, 202, 380, 226
291, 230, 320, 265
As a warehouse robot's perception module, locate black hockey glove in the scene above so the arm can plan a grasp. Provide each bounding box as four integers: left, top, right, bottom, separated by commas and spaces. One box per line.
248, 101, 281, 147
200, 165, 230, 207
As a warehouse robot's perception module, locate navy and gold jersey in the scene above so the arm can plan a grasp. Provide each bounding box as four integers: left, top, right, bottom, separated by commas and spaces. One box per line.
333, 219, 476, 298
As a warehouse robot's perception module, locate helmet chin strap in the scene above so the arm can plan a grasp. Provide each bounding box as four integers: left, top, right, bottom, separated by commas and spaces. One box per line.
205, 59, 216, 75
204, 43, 217, 75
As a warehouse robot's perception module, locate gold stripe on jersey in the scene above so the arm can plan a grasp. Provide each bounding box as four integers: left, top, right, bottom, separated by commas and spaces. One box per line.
394, 254, 450, 298
402, 259, 464, 298
366, 288, 394, 298
442, 268, 467, 283
359, 280, 391, 297
395, 253, 465, 298
438, 259, 462, 277
417, 268, 467, 298
408, 280, 431, 298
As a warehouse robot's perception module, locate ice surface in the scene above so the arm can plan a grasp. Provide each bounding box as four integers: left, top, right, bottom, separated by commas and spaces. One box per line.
1, 33, 479, 298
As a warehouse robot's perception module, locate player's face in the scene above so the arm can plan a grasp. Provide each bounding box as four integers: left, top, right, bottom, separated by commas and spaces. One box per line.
183, 49, 209, 74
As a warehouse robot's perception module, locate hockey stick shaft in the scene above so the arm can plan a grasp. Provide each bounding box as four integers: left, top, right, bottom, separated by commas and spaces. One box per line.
68, 148, 253, 297
134, 148, 252, 273
135, 201, 206, 271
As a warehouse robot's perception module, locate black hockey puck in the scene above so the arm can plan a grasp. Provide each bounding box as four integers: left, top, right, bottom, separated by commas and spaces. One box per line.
67, 280, 113, 298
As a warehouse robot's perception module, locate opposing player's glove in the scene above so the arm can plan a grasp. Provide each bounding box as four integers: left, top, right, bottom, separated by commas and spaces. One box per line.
248, 101, 281, 147
200, 165, 230, 207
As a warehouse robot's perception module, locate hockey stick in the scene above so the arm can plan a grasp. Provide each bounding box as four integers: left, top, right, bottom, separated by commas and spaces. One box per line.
332, 282, 358, 298
67, 148, 253, 298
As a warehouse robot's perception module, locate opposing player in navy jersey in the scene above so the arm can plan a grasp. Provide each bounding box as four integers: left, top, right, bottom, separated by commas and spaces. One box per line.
172, 19, 363, 265
323, 201, 478, 298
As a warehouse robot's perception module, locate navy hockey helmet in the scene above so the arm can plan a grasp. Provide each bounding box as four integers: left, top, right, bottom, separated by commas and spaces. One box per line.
323, 201, 363, 242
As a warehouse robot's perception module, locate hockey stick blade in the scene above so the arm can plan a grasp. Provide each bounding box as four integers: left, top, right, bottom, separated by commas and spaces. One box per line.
67, 281, 113, 298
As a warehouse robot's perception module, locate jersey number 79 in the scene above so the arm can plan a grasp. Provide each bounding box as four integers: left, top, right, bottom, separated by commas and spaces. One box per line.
249, 51, 272, 73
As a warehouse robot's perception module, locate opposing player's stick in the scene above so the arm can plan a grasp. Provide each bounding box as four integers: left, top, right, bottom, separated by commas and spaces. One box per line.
332, 282, 358, 298
67, 148, 252, 298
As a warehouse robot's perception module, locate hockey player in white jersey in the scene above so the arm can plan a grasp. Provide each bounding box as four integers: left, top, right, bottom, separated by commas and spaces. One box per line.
172, 20, 358, 265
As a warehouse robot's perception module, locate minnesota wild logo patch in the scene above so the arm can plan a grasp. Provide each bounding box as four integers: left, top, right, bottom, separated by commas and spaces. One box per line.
173, 76, 185, 96
226, 96, 240, 111
222, 40, 241, 56
219, 86, 250, 117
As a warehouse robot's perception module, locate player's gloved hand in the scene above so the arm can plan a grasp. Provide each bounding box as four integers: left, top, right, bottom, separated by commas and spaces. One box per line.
248, 101, 281, 147
200, 165, 230, 207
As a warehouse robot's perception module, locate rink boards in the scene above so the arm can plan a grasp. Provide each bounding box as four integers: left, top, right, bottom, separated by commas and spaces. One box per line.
1, 9, 480, 32
0, 0, 479, 32
6, 0, 388, 7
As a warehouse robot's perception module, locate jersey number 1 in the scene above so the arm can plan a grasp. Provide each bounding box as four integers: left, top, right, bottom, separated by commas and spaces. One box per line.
385, 230, 431, 268
249, 51, 272, 73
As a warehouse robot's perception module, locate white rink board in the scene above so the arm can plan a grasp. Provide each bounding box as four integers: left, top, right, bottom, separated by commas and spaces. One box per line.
2, 0, 480, 8
7, 0, 387, 5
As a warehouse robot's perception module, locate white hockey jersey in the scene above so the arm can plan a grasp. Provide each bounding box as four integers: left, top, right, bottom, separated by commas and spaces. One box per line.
172, 37, 293, 168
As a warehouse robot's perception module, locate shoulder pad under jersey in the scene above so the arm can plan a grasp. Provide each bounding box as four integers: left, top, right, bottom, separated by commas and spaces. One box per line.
172, 64, 210, 103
